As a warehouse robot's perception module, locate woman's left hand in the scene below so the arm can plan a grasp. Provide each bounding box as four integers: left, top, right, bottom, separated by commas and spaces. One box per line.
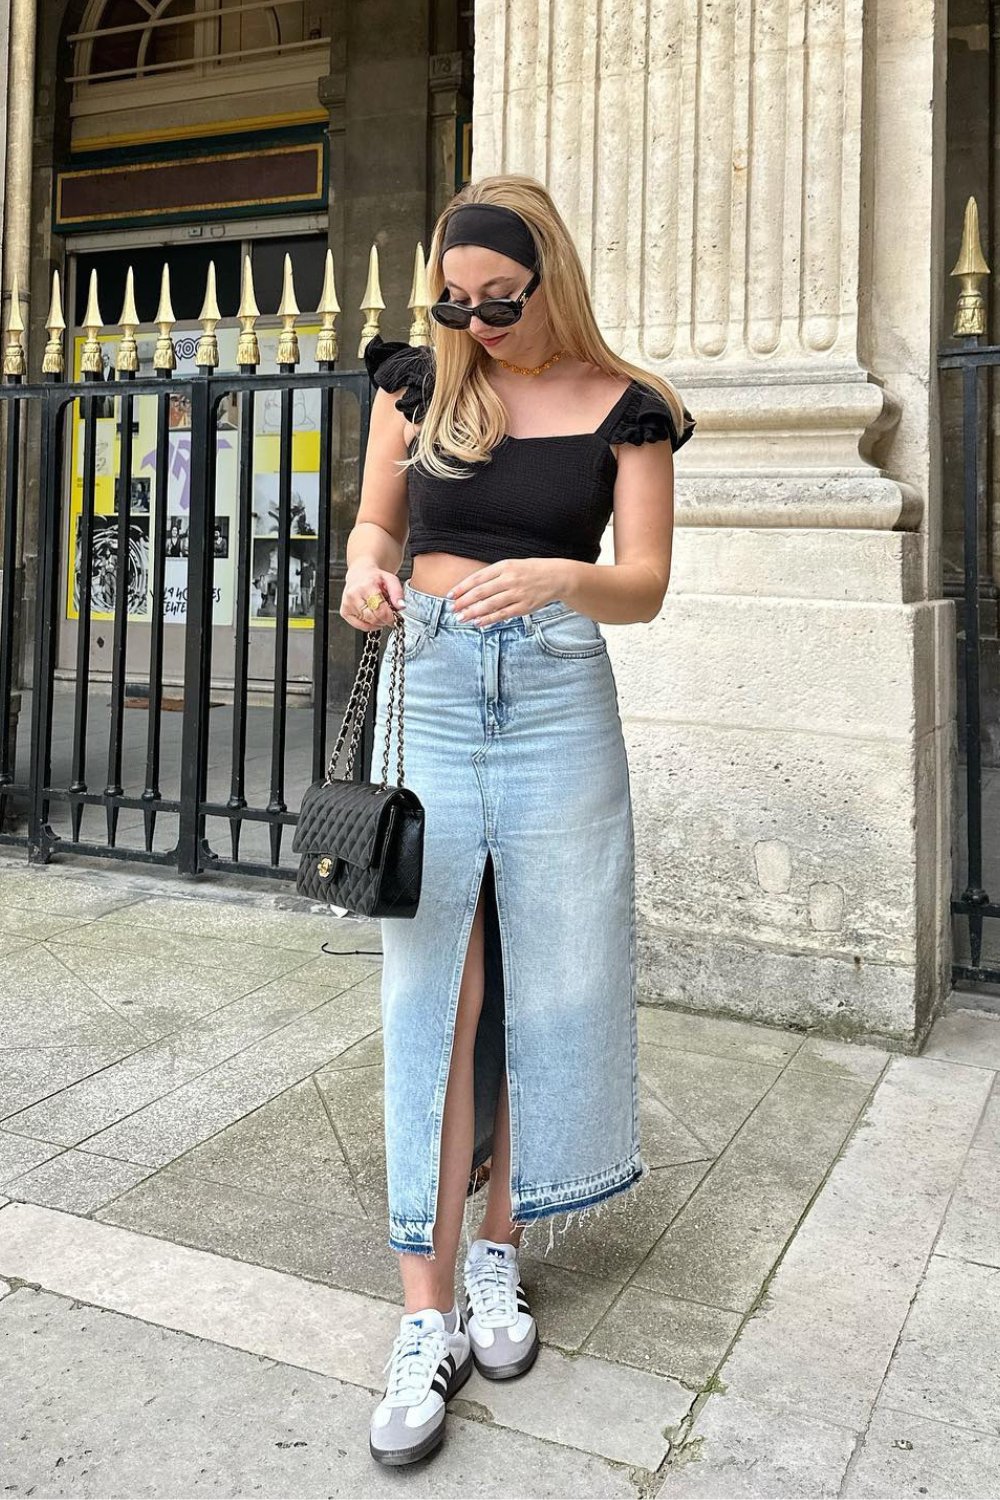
447, 558, 568, 624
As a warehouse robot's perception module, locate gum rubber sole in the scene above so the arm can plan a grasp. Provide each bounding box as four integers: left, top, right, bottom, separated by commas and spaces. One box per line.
470, 1328, 541, 1381
369, 1349, 474, 1467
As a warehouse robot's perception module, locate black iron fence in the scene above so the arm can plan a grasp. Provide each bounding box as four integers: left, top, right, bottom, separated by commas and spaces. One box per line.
0, 253, 391, 882
942, 196, 999, 983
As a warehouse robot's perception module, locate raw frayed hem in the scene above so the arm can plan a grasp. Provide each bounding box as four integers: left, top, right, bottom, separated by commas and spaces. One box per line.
514, 1157, 652, 1260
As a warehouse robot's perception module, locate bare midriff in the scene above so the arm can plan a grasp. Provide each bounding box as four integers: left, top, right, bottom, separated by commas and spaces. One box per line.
409, 552, 494, 600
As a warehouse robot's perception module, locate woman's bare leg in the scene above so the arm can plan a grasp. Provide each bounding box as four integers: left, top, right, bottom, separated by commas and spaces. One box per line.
475, 1069, 523, 1247
399, 880, 487, 1313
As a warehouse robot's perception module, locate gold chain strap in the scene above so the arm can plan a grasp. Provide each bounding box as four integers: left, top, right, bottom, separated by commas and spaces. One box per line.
326, 614, 406, 789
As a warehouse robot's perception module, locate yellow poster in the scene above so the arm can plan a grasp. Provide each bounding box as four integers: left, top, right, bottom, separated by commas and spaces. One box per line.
67, 323, 323, 631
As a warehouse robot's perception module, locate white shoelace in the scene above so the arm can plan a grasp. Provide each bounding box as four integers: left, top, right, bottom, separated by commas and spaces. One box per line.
466, 1253, 519, 1328
382, 1324, 448, 1405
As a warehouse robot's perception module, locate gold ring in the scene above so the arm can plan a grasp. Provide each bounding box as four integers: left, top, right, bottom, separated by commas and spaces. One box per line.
364, 592, 383, 611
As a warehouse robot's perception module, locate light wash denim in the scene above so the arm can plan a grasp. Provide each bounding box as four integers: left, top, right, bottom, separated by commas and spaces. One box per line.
370, 579, 644, 1258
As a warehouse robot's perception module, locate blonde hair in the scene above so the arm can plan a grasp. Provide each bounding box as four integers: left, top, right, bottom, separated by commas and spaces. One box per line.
409, 173, 689, 481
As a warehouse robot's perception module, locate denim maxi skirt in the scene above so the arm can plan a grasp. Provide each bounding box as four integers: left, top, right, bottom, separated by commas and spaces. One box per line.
369, 580, 646, 1258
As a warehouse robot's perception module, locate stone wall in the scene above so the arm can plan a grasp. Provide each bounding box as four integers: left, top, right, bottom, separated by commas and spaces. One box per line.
472, 0, 953, 1045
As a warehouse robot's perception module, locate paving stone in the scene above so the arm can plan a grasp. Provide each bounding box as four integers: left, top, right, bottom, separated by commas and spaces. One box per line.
585, 1285, 741, 1388
0, 1285, 634, 1498
3, 1041, 215, 1146
49, 921, 314, 980
935, 1147, 1000, 1267
640, 1081, 715, 1166
637, 1006, 801, 1066
0, 870, 139, 919
842, 1404, 1000, 1498
0, 905, 86, 940
0, 1277, 8, 1296
657, 1390, 858, 1498
0, 934, 33, 960
513, 1258, 621, 1352
4, 1149, 155, 1214
634, 1070, 871, 1311
638, 1044, 782, 1155
318, 1030, 384, 1071
700, 1058, 992, 1432
313, 1060, 387, 1213
91, 895, 362, 954
162, 1077, 364, 1216
520, 1162, 709, 1283
787, 1036, 890, 1085
0, 1131, 62, 1186
878, 1254, 1000, 1434
456, 1343, 690, 1469
974, 1076, 1000, 1151
78, 991, 384, 1166
50, 945, 265, 1038
97, 1166, 403, 1301
0, 1043, 134, 1119
0, 947, 146, 1048
922, 1008, 1000, 1069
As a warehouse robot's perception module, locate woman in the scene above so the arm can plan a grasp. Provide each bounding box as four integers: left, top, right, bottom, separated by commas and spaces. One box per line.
340, 174, 694, 1468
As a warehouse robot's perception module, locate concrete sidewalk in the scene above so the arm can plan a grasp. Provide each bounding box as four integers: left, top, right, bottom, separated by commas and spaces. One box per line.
0, 857, 996, 1498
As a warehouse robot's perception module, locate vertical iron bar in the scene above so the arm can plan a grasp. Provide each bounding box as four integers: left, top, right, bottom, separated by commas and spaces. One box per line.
0, 390, 22, 828
959, 357, 988, 969
311, 367, 335, 786
356, 379, 377, 784
29, 392, 67, 862
226, 374, 256, 859
141, 380, 172, 851
176, 376, 216, 874
105, 378, 135, 844
69, 380, 101, 841
266, 372, 294, 865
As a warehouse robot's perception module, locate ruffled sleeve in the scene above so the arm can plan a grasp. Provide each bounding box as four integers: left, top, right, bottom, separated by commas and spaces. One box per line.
363, 334, 435, 424
607, 382, 696, 453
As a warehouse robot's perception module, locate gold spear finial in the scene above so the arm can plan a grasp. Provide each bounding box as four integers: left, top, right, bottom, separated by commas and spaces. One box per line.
196, 260, 221, 368
358, 243, 385, 356
408, 242, 431, 347
316, 248, 341, 364
116, 267, 140, 374
42, 270, 66, 377
80, 269, 105, 376
236, 254, 260, 368
3, 271, 27, 380
153, 263, 176, 372
276, 253, 300, 367
951, 196, 991, 338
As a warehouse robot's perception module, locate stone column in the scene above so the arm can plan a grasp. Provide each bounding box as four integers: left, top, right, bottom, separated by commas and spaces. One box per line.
0, 0, 34, 785
473, 0, 952, 1046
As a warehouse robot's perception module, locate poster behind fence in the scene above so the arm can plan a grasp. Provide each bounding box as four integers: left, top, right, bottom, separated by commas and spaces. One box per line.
66, 325, 322, 629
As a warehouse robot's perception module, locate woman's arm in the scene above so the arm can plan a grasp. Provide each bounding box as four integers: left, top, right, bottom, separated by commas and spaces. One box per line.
341, 386, 412, 630
557, 441, 674, 624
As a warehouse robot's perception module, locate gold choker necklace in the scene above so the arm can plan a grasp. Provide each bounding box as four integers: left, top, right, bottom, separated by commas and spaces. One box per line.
495, 350, 567, 377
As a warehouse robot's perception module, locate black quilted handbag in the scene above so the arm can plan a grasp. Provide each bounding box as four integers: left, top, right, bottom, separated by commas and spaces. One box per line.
293, 613, 424, 918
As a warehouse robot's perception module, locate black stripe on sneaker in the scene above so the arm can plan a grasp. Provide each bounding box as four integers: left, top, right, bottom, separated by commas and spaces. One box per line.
432, 1374, 448, 1395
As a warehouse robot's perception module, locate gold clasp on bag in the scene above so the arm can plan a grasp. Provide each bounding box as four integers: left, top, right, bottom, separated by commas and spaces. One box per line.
317, 857, 334, 879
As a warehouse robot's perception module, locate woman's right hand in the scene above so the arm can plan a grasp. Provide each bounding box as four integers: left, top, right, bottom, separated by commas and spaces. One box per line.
340, 566, 404, 632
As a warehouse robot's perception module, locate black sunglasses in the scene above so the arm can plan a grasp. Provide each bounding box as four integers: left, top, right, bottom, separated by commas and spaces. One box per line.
430, 269, 541, 330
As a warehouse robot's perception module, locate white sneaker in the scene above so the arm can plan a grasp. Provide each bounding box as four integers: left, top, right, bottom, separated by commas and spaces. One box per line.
463, 1238, 540, 1380
369, 1306, 472, 1466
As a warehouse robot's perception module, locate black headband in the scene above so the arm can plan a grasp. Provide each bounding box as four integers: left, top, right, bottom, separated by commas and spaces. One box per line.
440, 203, 540, 274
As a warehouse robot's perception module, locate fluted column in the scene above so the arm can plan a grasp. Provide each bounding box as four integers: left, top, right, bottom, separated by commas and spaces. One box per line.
473, 0, 930, 526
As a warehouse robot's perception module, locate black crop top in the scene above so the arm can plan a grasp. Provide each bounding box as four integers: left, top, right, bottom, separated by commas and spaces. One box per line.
363, 334, 695, 567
